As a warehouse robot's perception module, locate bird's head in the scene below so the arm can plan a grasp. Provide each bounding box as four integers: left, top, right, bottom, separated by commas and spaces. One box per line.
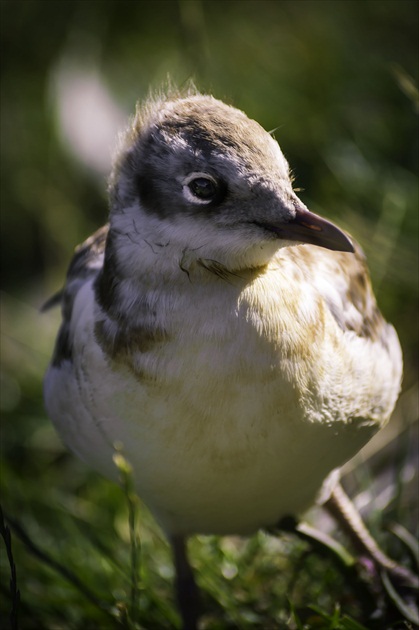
108, 92, 353, 275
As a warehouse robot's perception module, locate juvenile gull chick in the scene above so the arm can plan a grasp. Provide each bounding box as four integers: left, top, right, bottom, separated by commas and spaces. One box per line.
44, 90, 404, 628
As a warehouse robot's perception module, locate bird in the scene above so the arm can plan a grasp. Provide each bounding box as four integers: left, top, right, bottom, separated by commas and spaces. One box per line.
44, 87, 408, 628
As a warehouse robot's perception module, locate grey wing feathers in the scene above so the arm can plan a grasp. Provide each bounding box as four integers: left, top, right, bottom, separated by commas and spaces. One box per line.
66, 224, 109, 285
46, 225, 109, 367
41, 289, 65, 312
42, 225, 109, 311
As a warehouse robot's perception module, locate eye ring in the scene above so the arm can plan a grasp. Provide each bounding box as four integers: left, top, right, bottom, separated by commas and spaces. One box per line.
182, 172, 219, 205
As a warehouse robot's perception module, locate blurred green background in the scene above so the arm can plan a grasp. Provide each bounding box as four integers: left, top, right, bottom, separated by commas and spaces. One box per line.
1, 1, 418, 628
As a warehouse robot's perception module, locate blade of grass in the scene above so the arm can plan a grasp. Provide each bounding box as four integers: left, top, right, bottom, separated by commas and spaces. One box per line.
381, 571, 419, 626
388, 523, 419, 566
2, 507, 114, 620
288, 599, 305, 630
296, 522, 356, 568
113, 448, 141, 627
308, 604, 370, 630
0, 505, 20, 630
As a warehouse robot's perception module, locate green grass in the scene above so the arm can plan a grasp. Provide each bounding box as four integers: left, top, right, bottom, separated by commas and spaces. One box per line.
1, 435, 417, 629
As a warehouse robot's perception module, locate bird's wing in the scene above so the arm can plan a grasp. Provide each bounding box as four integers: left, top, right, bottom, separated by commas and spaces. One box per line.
279, 239, 402, 426
285, 240, 395, 348
66, 224, 109, 285
320, 242, 394, 347
46, 224, 109, 366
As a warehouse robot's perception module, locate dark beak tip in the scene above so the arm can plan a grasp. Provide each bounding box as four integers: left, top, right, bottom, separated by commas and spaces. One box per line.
331, 233, 355, 254
345, 241, 355, 254
257, 205, 356, 254
291, 206, 356, 254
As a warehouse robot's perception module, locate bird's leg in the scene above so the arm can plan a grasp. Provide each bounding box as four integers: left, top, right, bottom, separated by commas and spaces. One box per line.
324, 482, 418, 588
171, 535, 201, 630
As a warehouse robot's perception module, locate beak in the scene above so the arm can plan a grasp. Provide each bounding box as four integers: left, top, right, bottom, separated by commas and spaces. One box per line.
260, 203, 354, 253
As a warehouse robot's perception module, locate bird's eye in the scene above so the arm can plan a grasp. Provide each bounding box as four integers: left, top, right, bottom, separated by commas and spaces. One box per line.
189, 177, 217, 200
182, 173, 219, 205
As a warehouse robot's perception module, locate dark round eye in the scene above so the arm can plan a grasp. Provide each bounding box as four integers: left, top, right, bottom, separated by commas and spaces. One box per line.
188, 177, 217, 200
